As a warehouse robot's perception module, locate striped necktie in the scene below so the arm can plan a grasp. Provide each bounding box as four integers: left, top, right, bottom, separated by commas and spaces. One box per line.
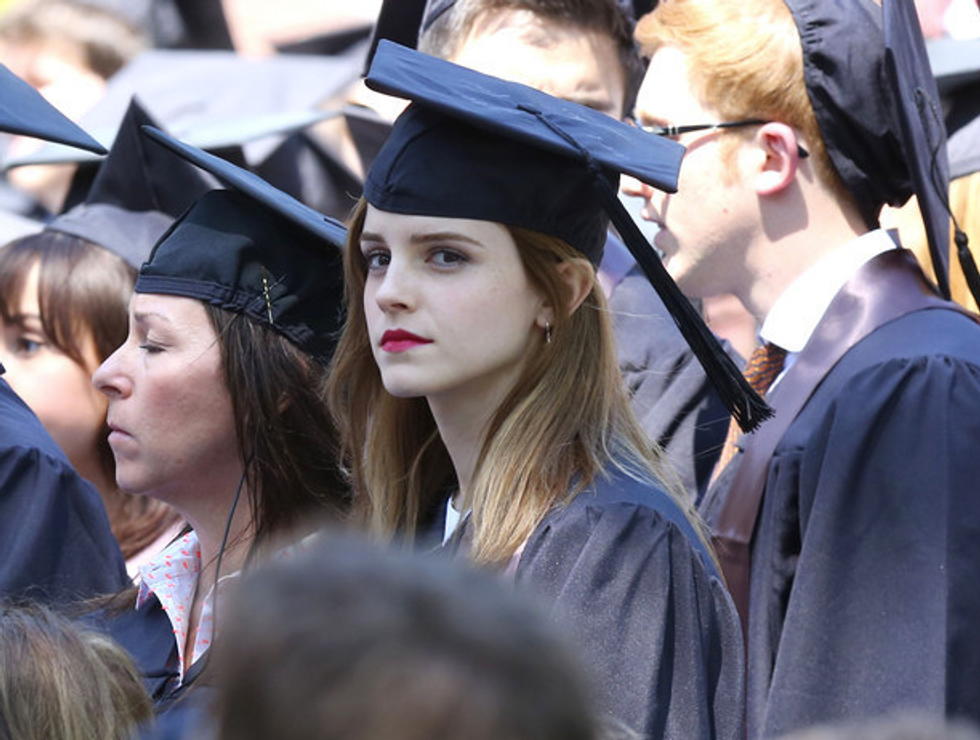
711, 342, 787, 481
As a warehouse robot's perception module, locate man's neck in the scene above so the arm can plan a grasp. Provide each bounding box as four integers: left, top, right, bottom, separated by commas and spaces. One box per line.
740, 194, 868, 321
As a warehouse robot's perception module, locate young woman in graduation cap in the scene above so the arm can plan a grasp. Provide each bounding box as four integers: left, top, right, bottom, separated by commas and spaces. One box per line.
88, 127, 350, 712
328, 42, 753, 740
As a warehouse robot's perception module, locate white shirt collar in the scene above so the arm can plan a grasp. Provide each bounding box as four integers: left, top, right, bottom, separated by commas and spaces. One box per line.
761, 229, 898, 353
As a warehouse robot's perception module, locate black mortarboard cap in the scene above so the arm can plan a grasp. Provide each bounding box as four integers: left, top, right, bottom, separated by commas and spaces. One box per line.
46, 98, 212, 269
882, 0, 957, 300
135, 126, 347, 365
785, 0, 910, 230
5, 49, 358, 169
364, 41, 771, 431
0, 64, 105, 154
72, 98, 213, 216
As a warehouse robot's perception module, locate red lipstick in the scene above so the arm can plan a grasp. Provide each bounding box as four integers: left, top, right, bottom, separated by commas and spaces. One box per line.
381, 329, 433, 353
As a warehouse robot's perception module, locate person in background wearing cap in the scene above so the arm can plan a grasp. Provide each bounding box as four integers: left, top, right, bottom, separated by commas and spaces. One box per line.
329, 42, 746, 740
88, 127, 350, 714
0, 58, 128, 606
628, 0, 980, 735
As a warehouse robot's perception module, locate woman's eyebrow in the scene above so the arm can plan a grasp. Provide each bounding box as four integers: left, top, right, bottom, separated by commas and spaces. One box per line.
361, 231, 486, 248
133, 311, 171, 326
409, 232, 484, 247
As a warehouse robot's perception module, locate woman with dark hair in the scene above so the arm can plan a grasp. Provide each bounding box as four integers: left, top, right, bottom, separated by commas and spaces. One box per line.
328, 43, 749, 739
89, 128, 349, 711
0, 98, 212, 573
0, 224, 182, 570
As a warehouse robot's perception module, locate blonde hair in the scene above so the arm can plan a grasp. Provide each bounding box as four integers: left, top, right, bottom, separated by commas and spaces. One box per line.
946, 173, 980, 312
0, 602, 152, 740
635, 0, 851, 203
329, 199, 696, 566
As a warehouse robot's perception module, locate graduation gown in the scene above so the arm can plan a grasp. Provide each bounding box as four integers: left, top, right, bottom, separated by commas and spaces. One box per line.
512, 467, 745, 740
611, 260, 732, 503
85, 590, 212, 740
0, 378, 128, 605
703, 255, 980, 737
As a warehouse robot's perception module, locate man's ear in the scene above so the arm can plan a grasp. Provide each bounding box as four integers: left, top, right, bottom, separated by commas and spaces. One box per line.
753, 122, 807, 195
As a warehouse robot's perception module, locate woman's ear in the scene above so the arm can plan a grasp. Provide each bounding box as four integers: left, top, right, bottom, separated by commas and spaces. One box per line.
536, 258, 594, 329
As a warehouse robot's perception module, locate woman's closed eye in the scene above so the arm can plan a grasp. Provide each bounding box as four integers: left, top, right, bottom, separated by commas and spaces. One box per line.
136, 332, 166, 354
13, 334, 46, 356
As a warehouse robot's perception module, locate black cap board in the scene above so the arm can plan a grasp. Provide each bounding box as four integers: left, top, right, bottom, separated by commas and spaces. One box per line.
5, 49, 359, 169
364, 41, 771, 432
136, 126, 346, 364
0, 64, 105, 154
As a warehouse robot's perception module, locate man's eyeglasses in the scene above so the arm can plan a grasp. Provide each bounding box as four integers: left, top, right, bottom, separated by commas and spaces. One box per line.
627, 117, 810, 159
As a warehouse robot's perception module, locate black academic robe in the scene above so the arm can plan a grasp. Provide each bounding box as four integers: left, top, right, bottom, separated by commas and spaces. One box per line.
0, 378, 128, 605
708, 301, 980, 737
610, 256, 733, 503
511, 468, 745, 740
84, 588, 212, 740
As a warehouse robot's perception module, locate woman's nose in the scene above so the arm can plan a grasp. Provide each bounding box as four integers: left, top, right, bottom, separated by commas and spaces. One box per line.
372, 262, 415, 314
92, 346, 131, 399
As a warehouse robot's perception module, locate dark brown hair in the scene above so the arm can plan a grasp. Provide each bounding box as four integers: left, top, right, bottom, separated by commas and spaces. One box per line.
0, 232, 180, 559
204, 306, 350, 553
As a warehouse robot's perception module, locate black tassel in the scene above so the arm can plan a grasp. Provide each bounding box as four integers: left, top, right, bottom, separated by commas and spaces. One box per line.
954, 227, 980, 311
595, 180, 773, 433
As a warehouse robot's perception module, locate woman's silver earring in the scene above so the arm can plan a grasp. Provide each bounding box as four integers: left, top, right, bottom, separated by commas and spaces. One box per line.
545, 320, 553, 345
